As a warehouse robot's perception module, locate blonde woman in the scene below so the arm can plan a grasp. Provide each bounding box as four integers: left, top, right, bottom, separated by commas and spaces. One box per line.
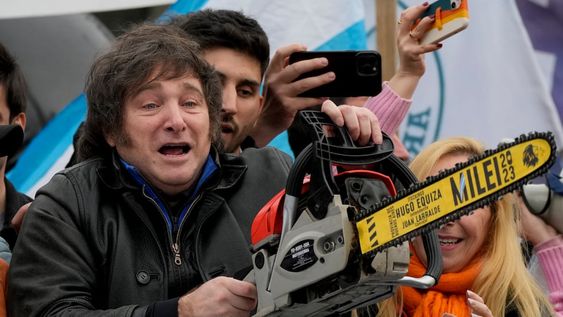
375, 137, 560, 317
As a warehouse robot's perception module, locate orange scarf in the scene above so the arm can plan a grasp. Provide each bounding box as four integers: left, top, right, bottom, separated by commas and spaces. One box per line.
401, 250, 481, 317
0, 259, 7, 317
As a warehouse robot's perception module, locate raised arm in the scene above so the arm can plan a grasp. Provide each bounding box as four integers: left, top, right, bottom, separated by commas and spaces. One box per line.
251, 44, 335, 147
364, 2, 442, 135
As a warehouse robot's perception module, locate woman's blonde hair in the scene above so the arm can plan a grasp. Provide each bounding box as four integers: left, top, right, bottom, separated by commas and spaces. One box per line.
377, 137, 552, 316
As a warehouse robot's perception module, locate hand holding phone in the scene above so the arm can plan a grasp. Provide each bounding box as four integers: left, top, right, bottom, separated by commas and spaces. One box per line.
288, 50, 382, 98
418, 0, 469, 45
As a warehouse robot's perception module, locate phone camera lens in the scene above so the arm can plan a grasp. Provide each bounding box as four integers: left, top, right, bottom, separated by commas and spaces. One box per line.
356, 54, 378, 76
361, 64, 375, 73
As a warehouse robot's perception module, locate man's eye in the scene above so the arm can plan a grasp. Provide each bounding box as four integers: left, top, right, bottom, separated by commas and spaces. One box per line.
183, 100, 197, 108
143, 103, 159, 110
238, 88, 254, 97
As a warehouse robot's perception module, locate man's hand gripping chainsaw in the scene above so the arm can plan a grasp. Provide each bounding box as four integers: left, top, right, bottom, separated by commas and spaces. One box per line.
246, 111, 556, 316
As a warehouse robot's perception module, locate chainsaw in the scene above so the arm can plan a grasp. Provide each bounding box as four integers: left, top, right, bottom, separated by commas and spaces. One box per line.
247, 111, 556, 316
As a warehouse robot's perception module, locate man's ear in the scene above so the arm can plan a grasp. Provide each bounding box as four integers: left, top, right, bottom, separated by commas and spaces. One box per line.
105, 132, 116, 147
10, 112, 26, 130
258, 95, 264, 113
252, 96, 265, 130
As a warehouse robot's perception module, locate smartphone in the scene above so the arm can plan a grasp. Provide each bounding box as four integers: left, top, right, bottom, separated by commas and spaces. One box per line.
288, 50, 382, 98
418, 0, 469, 45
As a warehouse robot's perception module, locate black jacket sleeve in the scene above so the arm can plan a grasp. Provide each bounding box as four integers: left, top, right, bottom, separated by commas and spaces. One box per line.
144, 298, 179, 317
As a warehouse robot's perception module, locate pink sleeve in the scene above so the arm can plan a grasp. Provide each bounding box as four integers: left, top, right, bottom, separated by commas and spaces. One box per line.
550, 292, 563, 317
363, 82, 412, 135
536, 235, 563, 315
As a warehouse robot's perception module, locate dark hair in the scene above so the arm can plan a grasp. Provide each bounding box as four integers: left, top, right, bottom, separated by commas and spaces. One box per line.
77, 23, 222, 161
0, 43, 27, 120
171, 9, 270, 75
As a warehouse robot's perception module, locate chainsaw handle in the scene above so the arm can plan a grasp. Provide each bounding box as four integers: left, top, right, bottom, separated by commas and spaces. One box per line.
421, 229, 443, 282
299, 110, 394, 166
385, 155, 443, 289
397, 230, 442, 289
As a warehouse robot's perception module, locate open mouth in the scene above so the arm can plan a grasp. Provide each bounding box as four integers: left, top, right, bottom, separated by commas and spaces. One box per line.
221, 123, 234, 134
158, 143, 190, 156
439, 238, 461, 246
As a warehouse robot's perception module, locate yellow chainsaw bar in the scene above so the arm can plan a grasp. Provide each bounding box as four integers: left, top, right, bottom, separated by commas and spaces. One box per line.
355, 132, 556, 255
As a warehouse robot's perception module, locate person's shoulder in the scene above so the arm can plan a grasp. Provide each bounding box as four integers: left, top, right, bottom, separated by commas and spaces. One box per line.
43, 157, 107, 191
63, 156, 105, 171
241, 146, 292, 167
242, 146, 288, 155
239, 147, 293, 187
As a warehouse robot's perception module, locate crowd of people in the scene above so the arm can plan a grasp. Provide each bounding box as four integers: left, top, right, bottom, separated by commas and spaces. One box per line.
0, 2, 561, 316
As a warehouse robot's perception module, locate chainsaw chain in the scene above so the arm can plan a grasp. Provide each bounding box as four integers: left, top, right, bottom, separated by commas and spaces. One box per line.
353, 131, 556, 256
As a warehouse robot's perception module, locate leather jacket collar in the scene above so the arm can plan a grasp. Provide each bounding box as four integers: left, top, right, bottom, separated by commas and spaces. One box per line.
96, 147, 248, 193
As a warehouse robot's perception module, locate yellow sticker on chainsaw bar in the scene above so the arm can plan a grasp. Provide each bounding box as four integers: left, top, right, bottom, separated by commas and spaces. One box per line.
356, 137, 553, 254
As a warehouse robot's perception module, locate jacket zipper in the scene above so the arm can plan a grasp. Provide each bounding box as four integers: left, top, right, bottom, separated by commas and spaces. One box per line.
171, 242, 182, 266
142, 185, 203, 267
172, 194, 203, 266
141, 186, 177, 266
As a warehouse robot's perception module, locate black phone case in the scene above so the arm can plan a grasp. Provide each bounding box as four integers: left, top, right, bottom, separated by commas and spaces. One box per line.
289, 50, 382, 98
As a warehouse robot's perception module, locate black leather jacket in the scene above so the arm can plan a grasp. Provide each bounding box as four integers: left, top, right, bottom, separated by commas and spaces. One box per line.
8, 147, 292, 316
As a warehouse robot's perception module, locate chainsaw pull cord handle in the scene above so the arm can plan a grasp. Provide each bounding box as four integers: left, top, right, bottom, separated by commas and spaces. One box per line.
386, 155, 443, 288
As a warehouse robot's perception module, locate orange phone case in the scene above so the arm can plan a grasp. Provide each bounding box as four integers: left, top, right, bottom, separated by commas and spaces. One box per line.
419, 0, 469, 44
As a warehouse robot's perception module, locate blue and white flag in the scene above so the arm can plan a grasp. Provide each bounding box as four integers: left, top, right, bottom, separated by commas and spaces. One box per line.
8, 0, 563, 197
